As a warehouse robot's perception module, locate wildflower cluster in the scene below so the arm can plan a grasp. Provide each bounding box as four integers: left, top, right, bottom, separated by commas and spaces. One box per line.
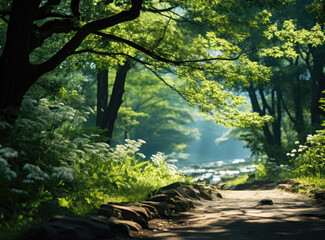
0, 146, 18, 181
0, 97, 187, 226
287, 131, 325, 177
108, 139, 146, 162
286, 141, 308, 158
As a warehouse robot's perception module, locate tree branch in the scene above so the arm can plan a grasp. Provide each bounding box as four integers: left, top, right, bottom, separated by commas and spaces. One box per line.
35, 0, 142, 76
142, 6, 176, 13
36, 0, 61, 20
72, 49, 155, 66
0, 10, 10, 23
72, 48, 188, 102
94, 32, 244, 65
153, 18, 171, 48
38, 19, 79, 34
259, 88, 274, 115
0, 15, 8, 24
143, 65, 189, 102
71, 0, 82, 20
280, 92, 296, 124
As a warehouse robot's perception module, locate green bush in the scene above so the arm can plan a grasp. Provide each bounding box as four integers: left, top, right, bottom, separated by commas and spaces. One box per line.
254, 157, 291, 180
0, 97, 187, 233
287, 130, 325, 178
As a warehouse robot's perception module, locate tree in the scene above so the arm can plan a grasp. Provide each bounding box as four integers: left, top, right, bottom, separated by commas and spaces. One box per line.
0, 0, 142, 123
239, 0, 325, 161
112, 67, 199, 156
1, 0, 279, 129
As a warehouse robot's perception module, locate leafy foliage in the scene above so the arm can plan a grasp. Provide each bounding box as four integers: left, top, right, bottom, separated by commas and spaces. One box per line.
288, 129, 325, 178
0, 97, 187, 232
112, 67, 200, 156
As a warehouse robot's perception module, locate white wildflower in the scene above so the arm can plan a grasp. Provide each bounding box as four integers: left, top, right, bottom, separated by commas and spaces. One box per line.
0, 147, 18, 158
137, 153, 146, 159
306, 134, 314, 141
52, 167, 74, 181
10, 188, 27, 194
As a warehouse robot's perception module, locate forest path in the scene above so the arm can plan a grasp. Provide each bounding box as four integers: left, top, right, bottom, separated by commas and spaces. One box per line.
133, 189, 325, 240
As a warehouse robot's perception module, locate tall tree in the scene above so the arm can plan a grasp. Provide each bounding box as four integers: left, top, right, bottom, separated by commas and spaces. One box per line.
0, 0, 141, 122
1, 0, 283, 130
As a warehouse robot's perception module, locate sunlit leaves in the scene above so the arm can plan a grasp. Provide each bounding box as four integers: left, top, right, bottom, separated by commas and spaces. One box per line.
261, 20, 325, 58
183, 77, 271, 127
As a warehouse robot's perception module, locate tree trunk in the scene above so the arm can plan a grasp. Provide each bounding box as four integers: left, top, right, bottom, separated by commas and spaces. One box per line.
293, 69, 306, 142
100, 59, 131, 143
310, 47, 325, 125
248, 85, 275, 146
0, 0, 41, 122
96, 69, 109, 127
0, 0, 142, 123
0, 60, 38, 123
273, 87, 282, 146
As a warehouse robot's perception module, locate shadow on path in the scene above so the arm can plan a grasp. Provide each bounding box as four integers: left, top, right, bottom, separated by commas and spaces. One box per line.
135, 190, 325, 240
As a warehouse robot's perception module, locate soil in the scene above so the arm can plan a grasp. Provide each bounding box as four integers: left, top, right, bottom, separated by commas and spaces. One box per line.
131, 189, 325, 240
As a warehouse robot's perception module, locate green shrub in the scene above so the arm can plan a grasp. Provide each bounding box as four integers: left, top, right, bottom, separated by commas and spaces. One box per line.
287, 129, 325, 178
284, 94, 325, 185
254, 157, 291, 180
0, 97, 187, 233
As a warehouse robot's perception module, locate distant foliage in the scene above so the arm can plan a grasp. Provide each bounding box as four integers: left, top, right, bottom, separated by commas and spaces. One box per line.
254, 157, 290, 180
0, 97, 186, 228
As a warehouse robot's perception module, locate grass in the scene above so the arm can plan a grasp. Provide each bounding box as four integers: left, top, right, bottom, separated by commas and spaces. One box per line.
293, 176, 325, 190
222, 173, 254, 186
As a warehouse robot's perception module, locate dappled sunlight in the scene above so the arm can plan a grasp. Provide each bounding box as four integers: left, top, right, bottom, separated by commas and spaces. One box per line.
140, 190, 325, 240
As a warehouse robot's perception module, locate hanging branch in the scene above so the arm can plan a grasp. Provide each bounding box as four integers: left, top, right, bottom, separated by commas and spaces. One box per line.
72, 48, 189, 102
94, 32, 245, 65
36, 0, 143, 76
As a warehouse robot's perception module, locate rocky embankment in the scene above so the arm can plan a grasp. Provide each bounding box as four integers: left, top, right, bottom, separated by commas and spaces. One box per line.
22, 182, 221, 240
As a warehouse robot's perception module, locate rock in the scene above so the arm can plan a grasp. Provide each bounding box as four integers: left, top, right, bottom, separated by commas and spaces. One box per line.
278, 179, 300, 187
258, 199, 274, 205
91, 216, 130, 233
147, 182, 216, 201
130, 202, 160, 218
138, 201, 173, 217
151, 182, 192, 193
277, 183, 297, 192
315, 190, 325, 201
197, 178, 210, 184
172, 196, 195, 212
192, 184, 214, 200
98, 204, 148, 228
216, 183, 231, 190
216, 192, 223, 198
22, 216, 124, 240
148, 193, 171, 202
235, 180, 276, 190
23, 182, 218, 239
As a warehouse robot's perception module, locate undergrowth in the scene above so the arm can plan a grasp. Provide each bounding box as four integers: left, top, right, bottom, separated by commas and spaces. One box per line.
0, 97, 189, 239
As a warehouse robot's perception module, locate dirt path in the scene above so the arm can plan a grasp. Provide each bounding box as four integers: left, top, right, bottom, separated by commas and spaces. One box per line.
133, 189, 325, 240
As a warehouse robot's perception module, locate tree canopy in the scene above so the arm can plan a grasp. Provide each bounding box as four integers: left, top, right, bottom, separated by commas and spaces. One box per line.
0, 0, 280, 127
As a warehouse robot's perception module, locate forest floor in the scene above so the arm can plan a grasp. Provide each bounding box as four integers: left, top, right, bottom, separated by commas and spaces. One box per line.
131, 188, 325, 240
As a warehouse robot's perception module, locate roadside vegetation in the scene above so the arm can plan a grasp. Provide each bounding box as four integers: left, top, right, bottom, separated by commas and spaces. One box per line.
1, 0, 325, 239
0, 97, 189, 238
